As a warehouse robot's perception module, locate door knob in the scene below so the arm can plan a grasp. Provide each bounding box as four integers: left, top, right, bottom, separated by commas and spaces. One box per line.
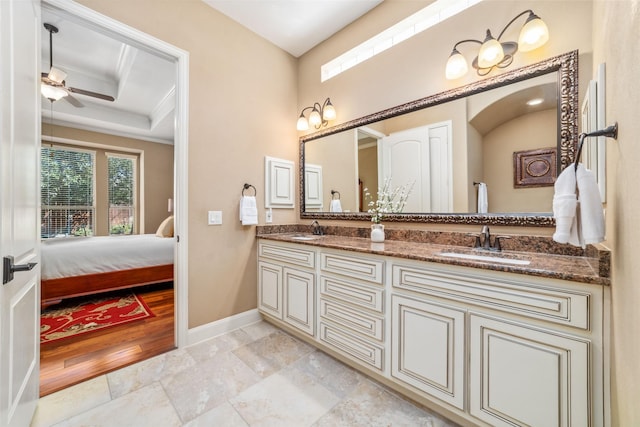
3, 256, 37, 285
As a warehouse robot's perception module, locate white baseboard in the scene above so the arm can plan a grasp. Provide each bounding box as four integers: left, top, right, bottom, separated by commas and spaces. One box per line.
186, 309, 262, 347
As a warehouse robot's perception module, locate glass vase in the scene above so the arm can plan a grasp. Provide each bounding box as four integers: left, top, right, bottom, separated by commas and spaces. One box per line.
370, 223, 385, 242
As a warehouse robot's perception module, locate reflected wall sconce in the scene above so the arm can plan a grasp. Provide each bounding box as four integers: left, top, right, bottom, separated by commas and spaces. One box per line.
445, 10, 549, 80
296, 98, 336, 131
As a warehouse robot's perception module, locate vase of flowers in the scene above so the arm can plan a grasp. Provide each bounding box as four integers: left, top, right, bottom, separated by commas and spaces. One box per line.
364, 178, 414, 243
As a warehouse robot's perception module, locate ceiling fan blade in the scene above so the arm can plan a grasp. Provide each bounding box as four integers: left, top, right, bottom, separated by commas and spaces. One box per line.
66, 86, 115, 102
63, 94, 84, 108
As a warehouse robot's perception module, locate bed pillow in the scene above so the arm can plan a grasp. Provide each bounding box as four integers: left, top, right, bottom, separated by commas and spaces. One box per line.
155, 215, 174, 238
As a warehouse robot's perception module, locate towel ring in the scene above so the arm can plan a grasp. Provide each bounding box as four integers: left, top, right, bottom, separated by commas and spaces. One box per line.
242, 183, 256, 196
574, 122, 618, 172
331, 190, 341, 200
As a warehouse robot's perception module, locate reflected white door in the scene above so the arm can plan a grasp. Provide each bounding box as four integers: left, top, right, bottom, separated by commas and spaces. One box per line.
380, 121, 452, 212
0, 0, 41, 425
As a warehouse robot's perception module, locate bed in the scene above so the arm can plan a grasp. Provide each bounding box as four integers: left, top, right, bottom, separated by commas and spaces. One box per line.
41, 234, 174, 307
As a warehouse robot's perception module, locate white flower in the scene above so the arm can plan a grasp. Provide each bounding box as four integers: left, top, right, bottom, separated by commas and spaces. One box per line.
364, 178, 414, 224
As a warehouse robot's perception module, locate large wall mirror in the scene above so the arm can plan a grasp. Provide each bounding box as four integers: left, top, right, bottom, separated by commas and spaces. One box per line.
300, 50, 578, 226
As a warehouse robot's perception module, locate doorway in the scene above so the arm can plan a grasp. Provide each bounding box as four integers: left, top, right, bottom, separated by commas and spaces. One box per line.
39, 0, 189, 392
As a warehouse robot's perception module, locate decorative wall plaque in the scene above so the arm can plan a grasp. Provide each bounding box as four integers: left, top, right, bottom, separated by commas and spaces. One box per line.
513, 147, 557, 188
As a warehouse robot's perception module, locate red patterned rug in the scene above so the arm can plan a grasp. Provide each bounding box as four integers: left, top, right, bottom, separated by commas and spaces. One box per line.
40, 293, 154, 344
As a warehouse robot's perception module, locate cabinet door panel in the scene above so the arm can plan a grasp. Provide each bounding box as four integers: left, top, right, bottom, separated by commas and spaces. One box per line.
258, 261, 282, 318
391, 295, 465, 410
470, 314, 590, 427
283, 268, 315, 335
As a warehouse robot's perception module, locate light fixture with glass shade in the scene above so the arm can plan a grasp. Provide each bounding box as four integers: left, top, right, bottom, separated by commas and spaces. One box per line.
297, 98, 336, 131
445, 10, 549, 80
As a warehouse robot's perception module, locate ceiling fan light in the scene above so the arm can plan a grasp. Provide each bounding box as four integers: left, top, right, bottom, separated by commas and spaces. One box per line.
47, 66, 67, 84
296, 115, 309, 131
41, 83, 68, 101
445, 48, 468, 80
477, 31, 504, 69
518, 13, 549, 52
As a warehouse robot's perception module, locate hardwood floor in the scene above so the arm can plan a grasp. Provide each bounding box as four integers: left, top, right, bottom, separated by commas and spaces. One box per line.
39, 282, 175, 397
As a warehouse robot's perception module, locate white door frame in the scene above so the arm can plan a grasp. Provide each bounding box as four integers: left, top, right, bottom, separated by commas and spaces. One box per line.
42, 0, 189, 347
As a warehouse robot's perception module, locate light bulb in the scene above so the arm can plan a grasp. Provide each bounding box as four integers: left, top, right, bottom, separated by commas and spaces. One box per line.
445, 49, 468, 80
323, 101, 336, 120
477, 30, 504, 69
309, 109, 322, 126
296, 115, 309, 131
518, 13, 549, 52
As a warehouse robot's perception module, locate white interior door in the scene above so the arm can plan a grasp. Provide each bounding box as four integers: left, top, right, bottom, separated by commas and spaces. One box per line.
0, 0, 42, 426
380, 121, 452, 212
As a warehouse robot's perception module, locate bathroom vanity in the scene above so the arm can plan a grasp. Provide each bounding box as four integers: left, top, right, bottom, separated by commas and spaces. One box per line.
256, 227, 609, 427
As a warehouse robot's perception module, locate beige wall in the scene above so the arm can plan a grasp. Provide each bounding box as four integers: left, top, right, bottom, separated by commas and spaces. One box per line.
592, 1, 640, 425
358, 143, 378, 212
76, 0, 299, 328
42, 124, 174, 234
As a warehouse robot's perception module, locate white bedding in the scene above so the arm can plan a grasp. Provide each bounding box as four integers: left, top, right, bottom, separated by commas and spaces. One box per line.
41, 234, 174, 280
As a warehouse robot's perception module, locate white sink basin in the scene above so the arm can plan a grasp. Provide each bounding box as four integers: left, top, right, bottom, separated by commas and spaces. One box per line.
437, 252, 531, 266
290, 234, 320, 241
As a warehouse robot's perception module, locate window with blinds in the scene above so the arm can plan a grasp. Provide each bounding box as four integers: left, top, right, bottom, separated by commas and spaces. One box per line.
41, 146, 96, 238
107, 153, 137, 235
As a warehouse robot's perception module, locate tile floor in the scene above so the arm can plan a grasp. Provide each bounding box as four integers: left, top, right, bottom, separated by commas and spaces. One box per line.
31, 321, 461, 427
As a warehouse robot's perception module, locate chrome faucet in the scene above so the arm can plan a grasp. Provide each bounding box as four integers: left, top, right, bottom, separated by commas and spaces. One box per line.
310, 220, 324, 236
481, 225, 491, 249
470, 225, 509, 251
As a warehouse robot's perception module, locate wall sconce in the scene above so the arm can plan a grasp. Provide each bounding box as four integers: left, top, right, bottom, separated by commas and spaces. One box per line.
445, 10, 549, 80
296, 98, 336, 131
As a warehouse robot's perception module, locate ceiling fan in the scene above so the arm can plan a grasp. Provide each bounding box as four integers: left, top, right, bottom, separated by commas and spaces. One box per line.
41, 23, 115, 105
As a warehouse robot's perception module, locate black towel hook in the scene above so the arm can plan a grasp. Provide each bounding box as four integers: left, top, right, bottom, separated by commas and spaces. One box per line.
242, 183, 256, 196
331, 190, 340, 200
574, 122, 618, 172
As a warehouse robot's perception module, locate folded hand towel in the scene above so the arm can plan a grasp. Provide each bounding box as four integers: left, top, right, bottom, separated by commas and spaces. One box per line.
239, 196, 258, 226
553, 163, 604, 248
330, 199, 342, 213
576, 164, 605, 245
477, 182, 488, 213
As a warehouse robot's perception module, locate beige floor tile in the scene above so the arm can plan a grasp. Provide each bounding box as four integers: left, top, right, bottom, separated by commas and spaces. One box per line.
231, 366, 340, 427
182, 402, 249, 427
186, 328, 253, 363
30, 376, 111, 427
232, 330, 313, 377
161, 351, 261, 423
290, 350, 364, 398
241, 320, 279, 341
51, 383, 181, 427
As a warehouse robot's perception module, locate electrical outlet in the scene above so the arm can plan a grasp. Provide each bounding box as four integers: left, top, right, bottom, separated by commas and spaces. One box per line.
265, 208, 273, 223
208, 210, 222, 225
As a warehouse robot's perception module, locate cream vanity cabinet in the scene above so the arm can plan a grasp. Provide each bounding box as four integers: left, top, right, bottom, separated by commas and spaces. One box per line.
257, 241, 316, 336
257, 239, 607, 427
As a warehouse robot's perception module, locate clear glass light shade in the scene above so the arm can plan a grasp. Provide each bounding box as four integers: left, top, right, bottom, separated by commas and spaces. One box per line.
47, 66, 67, 84
477, 36, 504, 68
296, 115, 309, 131
518, 16, 549, 52
323, 103, 336, 120
445, 51, 468, 79
308, 109, 322, 126
40, 83, 68, 101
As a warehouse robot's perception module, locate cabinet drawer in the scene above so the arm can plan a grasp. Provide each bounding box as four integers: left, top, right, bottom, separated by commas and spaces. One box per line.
319, 322, 384, 371
393, 263, 590, 329
320, 251, 383, 284
259, 242, 315, 268
320, 298, 383, 341
319, 275, 384, 313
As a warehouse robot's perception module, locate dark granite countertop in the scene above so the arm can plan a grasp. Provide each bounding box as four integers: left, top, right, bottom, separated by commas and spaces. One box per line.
256, 225, 610, 286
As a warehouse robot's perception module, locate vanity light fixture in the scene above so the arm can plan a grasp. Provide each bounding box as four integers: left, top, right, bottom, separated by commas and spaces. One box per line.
445, 10, 549, 80
296, 98, 336, 131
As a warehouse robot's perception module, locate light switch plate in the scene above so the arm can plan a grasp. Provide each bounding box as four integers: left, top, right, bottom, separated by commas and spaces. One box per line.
208, 210, 222, 225
265, 208, 273, 223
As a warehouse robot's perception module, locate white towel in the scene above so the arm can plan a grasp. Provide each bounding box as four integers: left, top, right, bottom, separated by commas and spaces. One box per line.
330, 199, 342, 212
477, 182, 488, 213
553, 164, 604, 248
239, 196, 258, 226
